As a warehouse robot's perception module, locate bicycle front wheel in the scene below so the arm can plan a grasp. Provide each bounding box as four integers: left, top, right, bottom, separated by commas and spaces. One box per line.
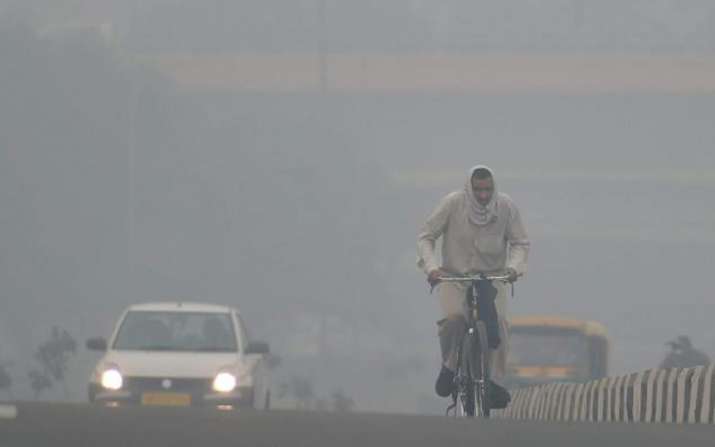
472, 321, 491, 418
456, 334, 475, 418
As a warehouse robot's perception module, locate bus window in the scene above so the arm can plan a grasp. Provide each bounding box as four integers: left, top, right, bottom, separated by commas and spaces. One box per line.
506, 317, 610, 387
509, 330, 587, 367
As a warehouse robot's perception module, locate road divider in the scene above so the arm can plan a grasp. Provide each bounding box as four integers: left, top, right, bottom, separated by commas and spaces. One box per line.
495, 364, 715, 424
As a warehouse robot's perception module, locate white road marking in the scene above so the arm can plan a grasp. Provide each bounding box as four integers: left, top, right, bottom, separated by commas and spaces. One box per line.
613, 375, 623, 422
527, 387, 539, 420
666, 369, 680, 423
633, 371, 645, 423
580, 382, 591, 421
688, 366, 705, 423
645, 370, 659, 423
604, 376, 614, 422
654, 369, 668, 423
597, 378, 608, 422
563, 384, 574, 422
676, 368, 690, 423
700, 364, 715, 424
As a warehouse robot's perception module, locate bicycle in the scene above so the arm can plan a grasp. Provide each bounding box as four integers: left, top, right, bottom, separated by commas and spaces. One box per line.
434, 273, 514, 419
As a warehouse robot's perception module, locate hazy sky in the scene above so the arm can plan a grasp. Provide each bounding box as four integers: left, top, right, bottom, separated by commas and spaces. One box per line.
1, 1, 714, 413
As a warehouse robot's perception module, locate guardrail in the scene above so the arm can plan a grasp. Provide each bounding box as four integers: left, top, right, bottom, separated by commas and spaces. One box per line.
495, 364, 715, 423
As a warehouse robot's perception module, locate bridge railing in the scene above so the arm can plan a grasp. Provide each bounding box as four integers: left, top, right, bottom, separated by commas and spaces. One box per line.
495, 364, 715, 424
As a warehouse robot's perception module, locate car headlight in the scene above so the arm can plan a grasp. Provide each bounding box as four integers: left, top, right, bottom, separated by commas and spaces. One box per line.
100, 368, 123, 391
212, 372, 237, 393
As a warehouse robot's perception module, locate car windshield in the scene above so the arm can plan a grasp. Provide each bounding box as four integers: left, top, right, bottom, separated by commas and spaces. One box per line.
508, 328, 587, 367
113, 311, 237, 352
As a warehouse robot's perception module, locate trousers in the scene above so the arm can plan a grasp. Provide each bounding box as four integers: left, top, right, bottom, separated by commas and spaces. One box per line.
436, 280, 510, 382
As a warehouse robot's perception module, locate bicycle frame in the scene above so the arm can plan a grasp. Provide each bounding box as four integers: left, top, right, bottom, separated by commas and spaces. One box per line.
440, 274, 511, 418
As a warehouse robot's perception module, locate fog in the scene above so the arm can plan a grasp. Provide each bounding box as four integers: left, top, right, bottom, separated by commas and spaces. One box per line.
1, 1, 714, 413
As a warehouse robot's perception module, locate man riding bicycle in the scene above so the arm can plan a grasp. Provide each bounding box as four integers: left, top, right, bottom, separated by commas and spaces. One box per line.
417, 165, 530, 406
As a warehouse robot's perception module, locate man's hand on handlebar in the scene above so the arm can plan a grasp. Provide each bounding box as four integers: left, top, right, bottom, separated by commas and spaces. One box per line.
429, 268, 520, 285
427, 268, 446, 287
505, 267, 519, 283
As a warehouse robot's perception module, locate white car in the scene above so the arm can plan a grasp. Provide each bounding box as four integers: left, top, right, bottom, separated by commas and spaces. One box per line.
86, 302, 271, 410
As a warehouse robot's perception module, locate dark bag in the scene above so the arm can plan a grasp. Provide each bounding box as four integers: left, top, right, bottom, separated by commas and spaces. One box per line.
472, 280, 501, 349
489, 381, 512, 409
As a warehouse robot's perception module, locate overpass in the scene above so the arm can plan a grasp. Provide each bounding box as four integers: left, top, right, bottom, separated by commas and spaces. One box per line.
148, 53, 715, 94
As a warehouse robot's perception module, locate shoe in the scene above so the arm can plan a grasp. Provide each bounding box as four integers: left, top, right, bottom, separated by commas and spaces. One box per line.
489, 380, 511, 409
435, 366, 455, 397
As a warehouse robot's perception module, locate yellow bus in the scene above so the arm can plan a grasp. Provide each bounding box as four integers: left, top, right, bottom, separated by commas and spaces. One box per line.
505, 316, 610, 388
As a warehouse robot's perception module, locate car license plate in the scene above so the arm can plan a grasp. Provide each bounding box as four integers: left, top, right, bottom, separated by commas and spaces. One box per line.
141, 392, 192, 407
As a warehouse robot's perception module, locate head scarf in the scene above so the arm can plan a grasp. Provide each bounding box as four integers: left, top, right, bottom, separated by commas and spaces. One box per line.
465, 165, 498, 226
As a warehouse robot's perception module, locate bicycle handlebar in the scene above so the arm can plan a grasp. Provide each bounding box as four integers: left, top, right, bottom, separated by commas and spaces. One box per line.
429, 272, 522, 295
438, 274, 514, 283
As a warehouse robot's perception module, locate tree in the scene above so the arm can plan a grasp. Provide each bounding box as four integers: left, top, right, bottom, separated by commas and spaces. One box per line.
331, 389, 355, 413
290, 375, 315, 410
30, 326, 77, 399
660, 335, 711, 369
27, 369, 52, 400
0, 22, 137, 401
0, 361, 12, 399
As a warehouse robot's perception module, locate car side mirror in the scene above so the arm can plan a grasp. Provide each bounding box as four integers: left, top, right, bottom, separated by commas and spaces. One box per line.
86, 337, 108, 352
245, 341, 270, 355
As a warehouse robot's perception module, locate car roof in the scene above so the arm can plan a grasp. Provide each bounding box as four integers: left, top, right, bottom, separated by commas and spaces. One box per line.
126, 301, 238, 314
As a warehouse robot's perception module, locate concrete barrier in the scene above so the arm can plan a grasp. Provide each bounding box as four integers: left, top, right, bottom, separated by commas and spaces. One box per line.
494, 365, 715, 423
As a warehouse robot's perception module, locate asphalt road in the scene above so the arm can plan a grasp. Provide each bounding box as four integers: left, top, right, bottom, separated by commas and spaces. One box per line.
1, 402, 714, 447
